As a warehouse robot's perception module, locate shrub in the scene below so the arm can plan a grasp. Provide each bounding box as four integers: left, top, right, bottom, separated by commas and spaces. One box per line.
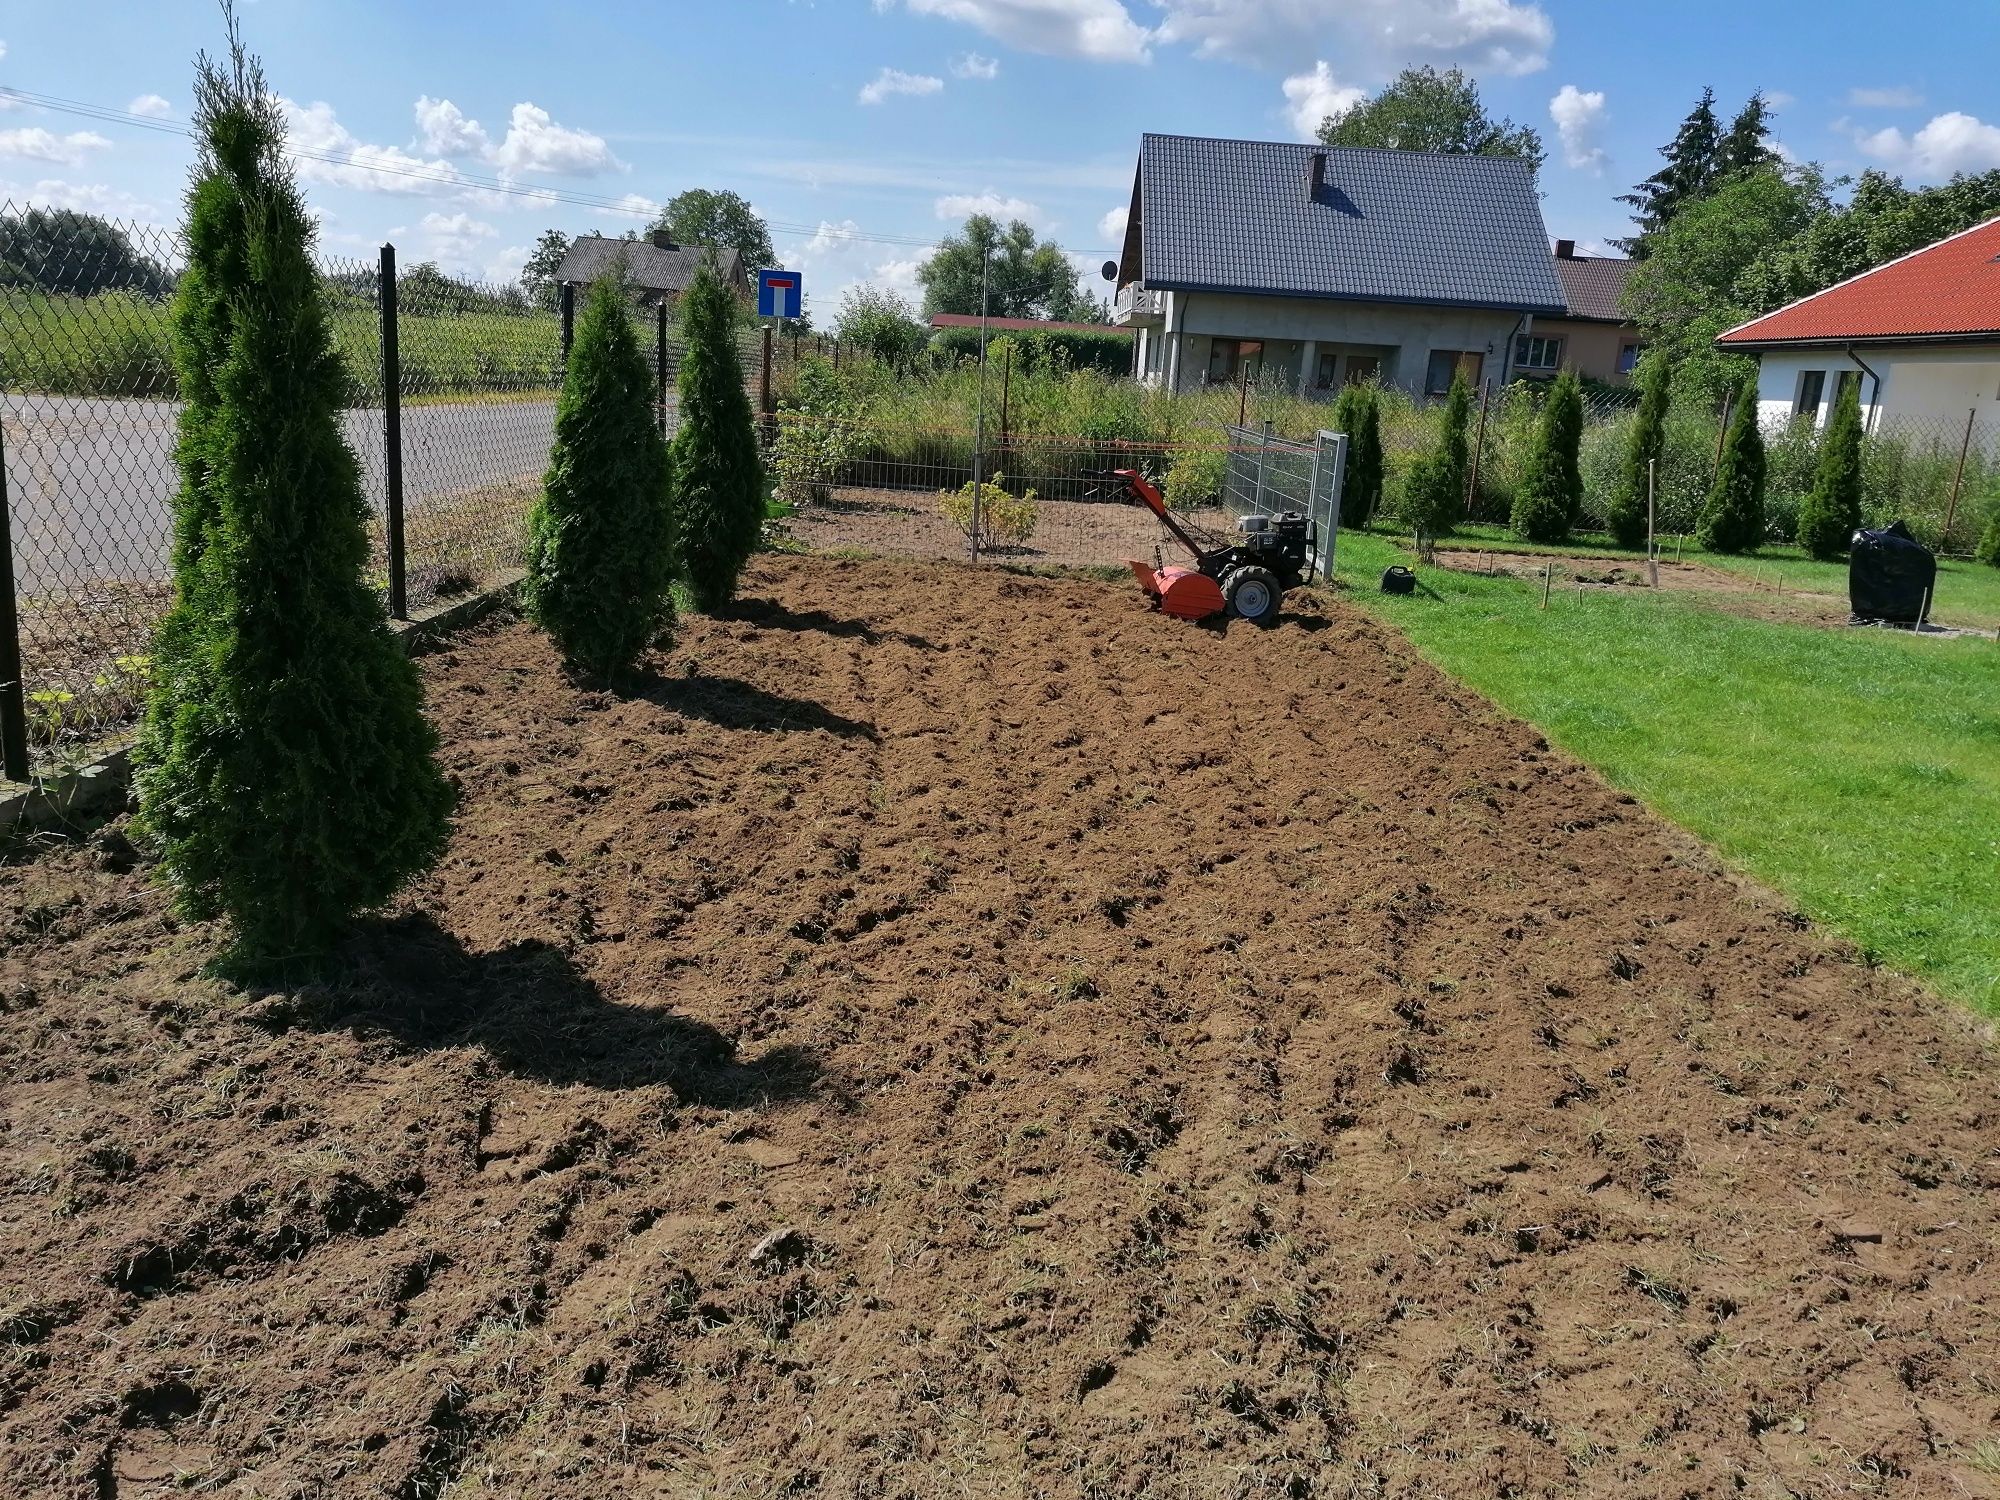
1697, 377, 1768, 554
1441, 368, 1473, 507
1510, 370, 1584, 543
671, 259, 765, 611
1975, 483, 2000, 567
523, 275, 676, 678
1332, 384, 1384, 528
133, 36, 452, 961
928, 324, 1132, 376
1797, 379, 1864, 559
940, 474, 1038, 546
1607, 354, 1669, 548
773, 357, 863, 507
1399, 450, 1460, 541
1163, 446, 1225, 510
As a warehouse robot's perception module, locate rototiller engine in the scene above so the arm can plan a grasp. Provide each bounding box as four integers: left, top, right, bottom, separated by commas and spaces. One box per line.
1087, 468, 1313, 626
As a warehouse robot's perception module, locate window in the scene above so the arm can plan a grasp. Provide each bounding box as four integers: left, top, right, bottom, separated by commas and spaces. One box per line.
1343, 354, 1381, 386
1425, 350, 1483, 396
1316, 349, 1337, 388
1617, 343, 1642, 376
1206, 338, 1262, 385
1794, 370, 1827, 419
1514, 335, 1564, 372
1834, 369, 1861, 406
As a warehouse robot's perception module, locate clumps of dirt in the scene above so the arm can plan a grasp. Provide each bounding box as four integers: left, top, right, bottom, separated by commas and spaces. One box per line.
2, 554, 1997, 1498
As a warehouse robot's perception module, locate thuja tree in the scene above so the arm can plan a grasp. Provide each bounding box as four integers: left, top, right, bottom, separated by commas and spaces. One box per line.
1607, 353, 1670, 548
1332, 383, 1383, 528
523, 275, 676, 678
671, 259, 764, 611
1510, 370, 1585, 543
1440, 368, 1473, 508
1796, 378, 1863, 560
1697, 378, 1768, 553
1976, 492, 2000, 567
134, 30, 451, 959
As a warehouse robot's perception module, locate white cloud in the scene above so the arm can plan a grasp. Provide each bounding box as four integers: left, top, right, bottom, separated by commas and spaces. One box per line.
1848, 85, 1925, 110
418, 210, 500, 273
0, 42, 7, 61
1549, 84, 1607, 173
780, 218, 929, 319
1281, 61, 1365, 139
1856, 111, 2000, 178
610, 192, 660, 219
881, 0, 1153, 64
858, 67, 945, 104
951, 52, 1001, 79
490, 102, 620, 176
1097, 203, 1128, 241
2, 176, 160, 223
413, 96, 489, 156
127, 94, 173, 119
1764, 90, 1796, 110
0, 127, 113, 167
1158, 0, 1552, 76
935, 190, 1040, 222
282, 98, 480, 199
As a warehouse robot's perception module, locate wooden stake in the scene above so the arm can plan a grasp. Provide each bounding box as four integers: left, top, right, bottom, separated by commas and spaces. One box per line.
1647, 457, 1659, 588
1541, 560, 1554, 610
1941, 406, 1977, 551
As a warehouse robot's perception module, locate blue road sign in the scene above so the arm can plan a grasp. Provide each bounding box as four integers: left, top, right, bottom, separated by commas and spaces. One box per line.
757, 269, 802, 320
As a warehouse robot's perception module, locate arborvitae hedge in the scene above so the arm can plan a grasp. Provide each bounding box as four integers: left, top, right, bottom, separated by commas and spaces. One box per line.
671, 260, 765, 612
1608, 354, 1669, 548
134, 36, 451, 960
1401, 450, 1460, 541
1510, 370, 1585, 544
523, 275, 677, 678
1332, 383, 1383, 528
1441, 369, 1473, 510
1796, 378, 1864, 560
1697, 378, 1768, 553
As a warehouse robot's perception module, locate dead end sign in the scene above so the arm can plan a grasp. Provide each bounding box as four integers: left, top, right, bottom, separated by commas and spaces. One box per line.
758, 270, 801, 320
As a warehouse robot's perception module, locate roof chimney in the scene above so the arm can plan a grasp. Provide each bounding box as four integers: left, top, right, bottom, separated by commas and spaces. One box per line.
650, 229, 677, 251
1307, 151, 1327, 200
1555, 239, 1577, 259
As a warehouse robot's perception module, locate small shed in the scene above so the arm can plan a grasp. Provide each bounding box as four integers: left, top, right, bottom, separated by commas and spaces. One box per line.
554, 230, 751, 309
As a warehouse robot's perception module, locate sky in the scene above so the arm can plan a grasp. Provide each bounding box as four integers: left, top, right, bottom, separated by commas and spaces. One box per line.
3, 1, 1998, 323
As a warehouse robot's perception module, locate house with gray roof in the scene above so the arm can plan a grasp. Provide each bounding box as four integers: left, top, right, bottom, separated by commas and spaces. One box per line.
553, 231, 751, 310
1111, 133, 1567, 399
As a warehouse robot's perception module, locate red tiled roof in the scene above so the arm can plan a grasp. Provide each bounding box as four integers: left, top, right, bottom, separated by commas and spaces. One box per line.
929, 314, 1131, 335
1717, 215, 2000, 346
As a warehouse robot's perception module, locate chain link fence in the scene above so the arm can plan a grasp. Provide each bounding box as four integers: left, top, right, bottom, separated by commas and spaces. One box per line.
0, 202, 770, 776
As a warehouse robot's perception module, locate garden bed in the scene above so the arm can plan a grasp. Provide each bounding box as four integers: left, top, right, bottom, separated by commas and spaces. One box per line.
3, 554, 1997, 1498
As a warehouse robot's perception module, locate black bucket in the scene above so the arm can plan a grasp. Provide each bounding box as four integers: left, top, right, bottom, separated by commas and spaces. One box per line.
1849, 521, 1935, 625
1380, 566, 1417, 596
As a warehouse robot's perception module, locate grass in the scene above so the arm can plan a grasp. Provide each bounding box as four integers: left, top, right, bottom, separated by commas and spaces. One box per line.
1332, 529, 2000, 1015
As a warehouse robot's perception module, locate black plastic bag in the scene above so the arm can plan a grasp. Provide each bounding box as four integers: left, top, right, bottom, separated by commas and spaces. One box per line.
1849, 521, 1935, 624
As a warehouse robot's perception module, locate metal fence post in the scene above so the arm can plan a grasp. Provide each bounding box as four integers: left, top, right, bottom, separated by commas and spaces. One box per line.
0, 418, 30, 782
760, 325, 775, 430
656, 303, 669, 436
559, 281, 575, 367
379, 243, 407, 621
1466, 380, 1491, 520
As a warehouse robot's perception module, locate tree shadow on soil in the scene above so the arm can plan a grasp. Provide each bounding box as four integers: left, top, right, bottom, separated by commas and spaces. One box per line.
260, 915, 821, 1105
632, 667, 878, 739
720, 596, 938, 652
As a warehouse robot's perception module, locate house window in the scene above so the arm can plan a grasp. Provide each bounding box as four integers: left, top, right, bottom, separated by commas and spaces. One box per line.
1794, 370, 1827, 420
1425, 350, 1483, 396
1207, 338, 1264, 384
1343, 354, 1381, 386
1617, 343, 1642, 376
1514, 335, 1564, 373
1316, 349, 1338, 388
1834, 369, 1861, 406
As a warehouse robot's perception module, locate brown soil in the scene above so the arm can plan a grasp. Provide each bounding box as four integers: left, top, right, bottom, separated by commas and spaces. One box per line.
1433, 549, 1855, 628
4, 555, 1997, 1499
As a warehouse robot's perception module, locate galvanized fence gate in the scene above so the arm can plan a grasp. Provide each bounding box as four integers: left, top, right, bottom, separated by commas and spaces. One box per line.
1222, 424, 1347, 582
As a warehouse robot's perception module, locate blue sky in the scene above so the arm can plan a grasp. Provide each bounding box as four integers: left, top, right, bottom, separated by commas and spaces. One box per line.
3, 1, 1997, 321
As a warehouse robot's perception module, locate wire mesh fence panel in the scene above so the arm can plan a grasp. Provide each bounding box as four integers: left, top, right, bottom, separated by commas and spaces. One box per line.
1222, 423, 1344, 579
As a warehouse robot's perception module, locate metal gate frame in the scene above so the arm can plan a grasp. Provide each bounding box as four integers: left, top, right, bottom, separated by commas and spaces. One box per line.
1222, 424, 1347, 582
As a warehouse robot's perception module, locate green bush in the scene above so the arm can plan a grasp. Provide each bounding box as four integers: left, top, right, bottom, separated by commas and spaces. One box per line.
1763, 414, 1823, 544
670, 259, 764, 612
1697, 377, 1767, 554
1399, 450, 1460, 540
1797, 379, 1864, 559
940, 474, 1038, 545
1607, 354, 1669, 547
1441, 369, 1473, 508
134, 40, 452, 961
1975, 483, 2000, 567
523, 275, 676, 678
929, 324, 1132, 376
1510, 370, 1584, 543
1330, 384, 1383, 528
1163, 446, 1225, 510
773, 357, 863, 507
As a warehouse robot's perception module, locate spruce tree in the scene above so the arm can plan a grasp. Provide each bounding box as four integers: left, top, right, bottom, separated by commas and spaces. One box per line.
1510, 371, 1585, 543
1618, 87, 1722, 255
1697, 378, 1768, 553
1718, 92, 1779, 178
1333, 383, 1383, 528
1796, 378, 1863, 560
524, 275, 676, 678
134, 27, 451, 960
671, 258, 765, 611
1607, 353, 1670, 548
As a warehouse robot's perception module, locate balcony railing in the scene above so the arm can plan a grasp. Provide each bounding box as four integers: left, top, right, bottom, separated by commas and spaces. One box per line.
1113, 283, 1162, 325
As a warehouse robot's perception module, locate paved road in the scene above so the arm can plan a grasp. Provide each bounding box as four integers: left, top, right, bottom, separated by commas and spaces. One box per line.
1, 392, 565, 594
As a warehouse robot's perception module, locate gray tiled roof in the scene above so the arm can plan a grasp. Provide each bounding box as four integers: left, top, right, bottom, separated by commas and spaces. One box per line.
554, 235, 745, 294
1553, 253, 1636, 322
1137, 133, 1567, 315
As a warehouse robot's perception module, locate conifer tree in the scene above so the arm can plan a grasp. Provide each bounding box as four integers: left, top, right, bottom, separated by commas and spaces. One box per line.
1977, 499, 2000, 568
1796, 378, 1864, 560
1405, 371, 1476, 538
1607, 353, 1670, 548
671, 259, 764, 611
1510, 371, 1585, 543
1618, 87, 1722, 255
1441, 368, 1474, 506
134, 21, 452, 959
1332, 383, 1383, 528
524, 275, 676, 677
1697, 377, 1768, 553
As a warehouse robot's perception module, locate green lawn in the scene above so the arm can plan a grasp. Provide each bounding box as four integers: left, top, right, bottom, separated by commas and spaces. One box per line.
1331, 529, 2000, 1014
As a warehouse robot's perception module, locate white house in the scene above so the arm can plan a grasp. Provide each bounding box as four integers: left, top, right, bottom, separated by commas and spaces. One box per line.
1110, 134, 1568, 400
1715, 214, 2000, 451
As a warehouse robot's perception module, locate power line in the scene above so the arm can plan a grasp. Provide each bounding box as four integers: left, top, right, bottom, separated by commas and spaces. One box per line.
0, 86, 944, 251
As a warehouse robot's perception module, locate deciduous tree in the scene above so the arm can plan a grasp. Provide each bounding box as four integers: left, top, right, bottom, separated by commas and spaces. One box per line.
650, 189, 775, 271
917, 214, 1087, 320
1317, 66, 1545, 176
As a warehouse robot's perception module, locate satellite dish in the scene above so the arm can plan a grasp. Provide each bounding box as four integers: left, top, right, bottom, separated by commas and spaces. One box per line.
1100, 259, 1118, 282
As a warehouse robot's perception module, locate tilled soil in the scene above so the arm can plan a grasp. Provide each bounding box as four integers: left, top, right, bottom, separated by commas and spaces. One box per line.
3, 555, 1997, 1500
